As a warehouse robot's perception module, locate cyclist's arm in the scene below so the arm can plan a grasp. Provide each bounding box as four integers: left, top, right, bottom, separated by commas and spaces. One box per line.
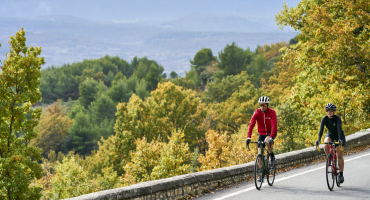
247, 110, 258, 138
318, 118, 325, 141
270, 110, 277, 138
336, 116, 343, 141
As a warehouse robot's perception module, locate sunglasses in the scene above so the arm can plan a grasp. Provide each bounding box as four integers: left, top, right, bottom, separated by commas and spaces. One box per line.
260, 103, 267, 107
326, 109, 335, 112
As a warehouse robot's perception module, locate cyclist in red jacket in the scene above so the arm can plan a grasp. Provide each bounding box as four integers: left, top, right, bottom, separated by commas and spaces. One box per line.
246, 96, 278, 167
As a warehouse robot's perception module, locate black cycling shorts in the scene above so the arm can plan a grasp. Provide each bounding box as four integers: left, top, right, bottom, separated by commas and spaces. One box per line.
325, 133, 346, 147
257, 132, 277, 148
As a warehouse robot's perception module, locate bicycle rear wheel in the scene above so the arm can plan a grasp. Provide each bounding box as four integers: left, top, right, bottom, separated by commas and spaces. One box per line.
254, 154, 263, 190
266, 154, 275, 186
326, 154, 335, 191
334, 158, 341, 187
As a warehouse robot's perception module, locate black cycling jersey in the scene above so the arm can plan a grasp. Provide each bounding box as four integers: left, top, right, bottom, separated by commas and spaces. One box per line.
318, 115, 345, 142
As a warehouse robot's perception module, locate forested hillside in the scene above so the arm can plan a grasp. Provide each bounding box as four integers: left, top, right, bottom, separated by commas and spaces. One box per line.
1, 0, 369, 199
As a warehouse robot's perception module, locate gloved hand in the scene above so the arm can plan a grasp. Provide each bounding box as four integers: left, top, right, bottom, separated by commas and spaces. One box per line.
338, 139, 343, 145
269, 138, 274, 144
246, 138, 251, 146
315, 140, 320, 146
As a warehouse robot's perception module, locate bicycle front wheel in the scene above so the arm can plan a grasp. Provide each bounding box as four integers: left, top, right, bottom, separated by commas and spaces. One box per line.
254, 154, 263, 190
266, 154, 275, 186
326, 154, 335, 191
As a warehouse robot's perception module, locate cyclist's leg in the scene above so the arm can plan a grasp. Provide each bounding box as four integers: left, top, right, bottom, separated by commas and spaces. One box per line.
264, 132, 277, 153
336, 144, 344, 172
264, 135, 272, 152
258, 135, 266, 168
324, 135, 332, 155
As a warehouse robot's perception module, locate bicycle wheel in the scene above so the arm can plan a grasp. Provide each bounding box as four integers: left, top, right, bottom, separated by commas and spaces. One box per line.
326, 154, 335, 191
266, 153, 276, 186
254, 154, 263, 190
334, 158, 341, 187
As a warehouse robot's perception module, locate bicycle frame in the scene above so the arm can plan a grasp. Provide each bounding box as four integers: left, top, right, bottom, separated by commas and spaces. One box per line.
317, 141, 343, 190
247, 140, 275, 189
317, 142, 342, 177
248, 141, 270, 169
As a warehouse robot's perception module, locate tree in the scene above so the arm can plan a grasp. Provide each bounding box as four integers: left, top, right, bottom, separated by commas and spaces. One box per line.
89, 94, 116, 125
197, 126, 254, 171
123, 129, 193, 185
190, 48, 217, 74
276, 0, 370, 141
135, 80, 150, 100
78, 78, 99, 108
145, 62, 164, 91
218, 42, 248, 76
107, 79, 132, 103
151, 130, 193, 179
114, 82, 207, 162
205, 71, 252, 103
0, 28, 44, 199
209, 80, 260, 134
134, 61, 148, 80
32, 101, 72, 157
66, 112, 98, 155
170, 71, 178, 79
122, 137, 162, 185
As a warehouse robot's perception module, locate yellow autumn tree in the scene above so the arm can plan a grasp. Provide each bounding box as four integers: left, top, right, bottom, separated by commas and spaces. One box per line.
114, 82, 207, 165
197, 125, 257, 171
276, 0, 370, 142
123, 129, 193, 186
31, 100, 72, 156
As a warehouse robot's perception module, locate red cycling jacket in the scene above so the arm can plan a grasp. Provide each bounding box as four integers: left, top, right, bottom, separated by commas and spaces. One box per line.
247, 107, 277, 138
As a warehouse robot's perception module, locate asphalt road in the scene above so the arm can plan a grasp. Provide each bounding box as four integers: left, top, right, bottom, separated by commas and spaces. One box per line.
196, 148, 370, 200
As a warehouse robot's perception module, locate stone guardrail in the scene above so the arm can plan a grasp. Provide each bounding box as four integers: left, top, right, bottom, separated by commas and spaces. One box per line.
66, 129, 370, 200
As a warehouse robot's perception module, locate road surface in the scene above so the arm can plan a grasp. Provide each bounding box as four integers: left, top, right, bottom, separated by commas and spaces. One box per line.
196, 148, 370, 200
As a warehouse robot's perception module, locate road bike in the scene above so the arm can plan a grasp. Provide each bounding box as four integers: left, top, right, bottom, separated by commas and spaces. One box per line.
247, 141, 275, 190
317, 141, 343, 191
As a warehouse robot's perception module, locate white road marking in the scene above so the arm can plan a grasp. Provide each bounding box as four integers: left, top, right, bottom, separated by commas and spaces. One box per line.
213, 152, 370, 200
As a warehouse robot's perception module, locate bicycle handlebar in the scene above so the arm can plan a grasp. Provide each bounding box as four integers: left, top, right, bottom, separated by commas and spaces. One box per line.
316, 142, 343, 152
246, 141, 268, 151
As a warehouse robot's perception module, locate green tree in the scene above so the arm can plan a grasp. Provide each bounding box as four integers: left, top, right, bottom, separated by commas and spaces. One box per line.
66, 112, 98, 155
0, 28, 44, 199
190, 48, 217, 74
89, 94, 116, 125
205, 71, 251, 103
79, 78, 99, 108
107, 79, 132, 103
170, 71, 178, 79
145, 62, 164, 91
218, 42, 247, 76
134, 61, 148, 80
135, 80, 150, 100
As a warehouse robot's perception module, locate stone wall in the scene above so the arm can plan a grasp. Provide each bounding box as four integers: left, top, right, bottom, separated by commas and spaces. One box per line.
65, 129, 370, 200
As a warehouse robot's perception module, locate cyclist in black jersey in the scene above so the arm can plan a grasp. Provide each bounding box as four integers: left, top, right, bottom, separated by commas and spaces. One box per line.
316, 103, 346, 183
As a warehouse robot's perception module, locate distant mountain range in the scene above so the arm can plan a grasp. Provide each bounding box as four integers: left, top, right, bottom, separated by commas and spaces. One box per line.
0, 0, 300, 75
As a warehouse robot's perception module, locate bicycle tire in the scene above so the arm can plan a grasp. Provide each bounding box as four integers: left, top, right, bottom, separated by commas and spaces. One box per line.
266, 153, 276, 186
334, 158, 341, 187
254, 154, 263, 190
326, 154, 335, 191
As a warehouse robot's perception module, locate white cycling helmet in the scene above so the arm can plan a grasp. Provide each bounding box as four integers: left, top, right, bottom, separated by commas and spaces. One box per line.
325, 103, 337, 111
258, 96, 270, 104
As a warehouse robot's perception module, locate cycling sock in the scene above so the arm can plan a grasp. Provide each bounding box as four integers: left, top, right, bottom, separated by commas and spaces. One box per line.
270, 152, 274, 157
340, 172, 343, 176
